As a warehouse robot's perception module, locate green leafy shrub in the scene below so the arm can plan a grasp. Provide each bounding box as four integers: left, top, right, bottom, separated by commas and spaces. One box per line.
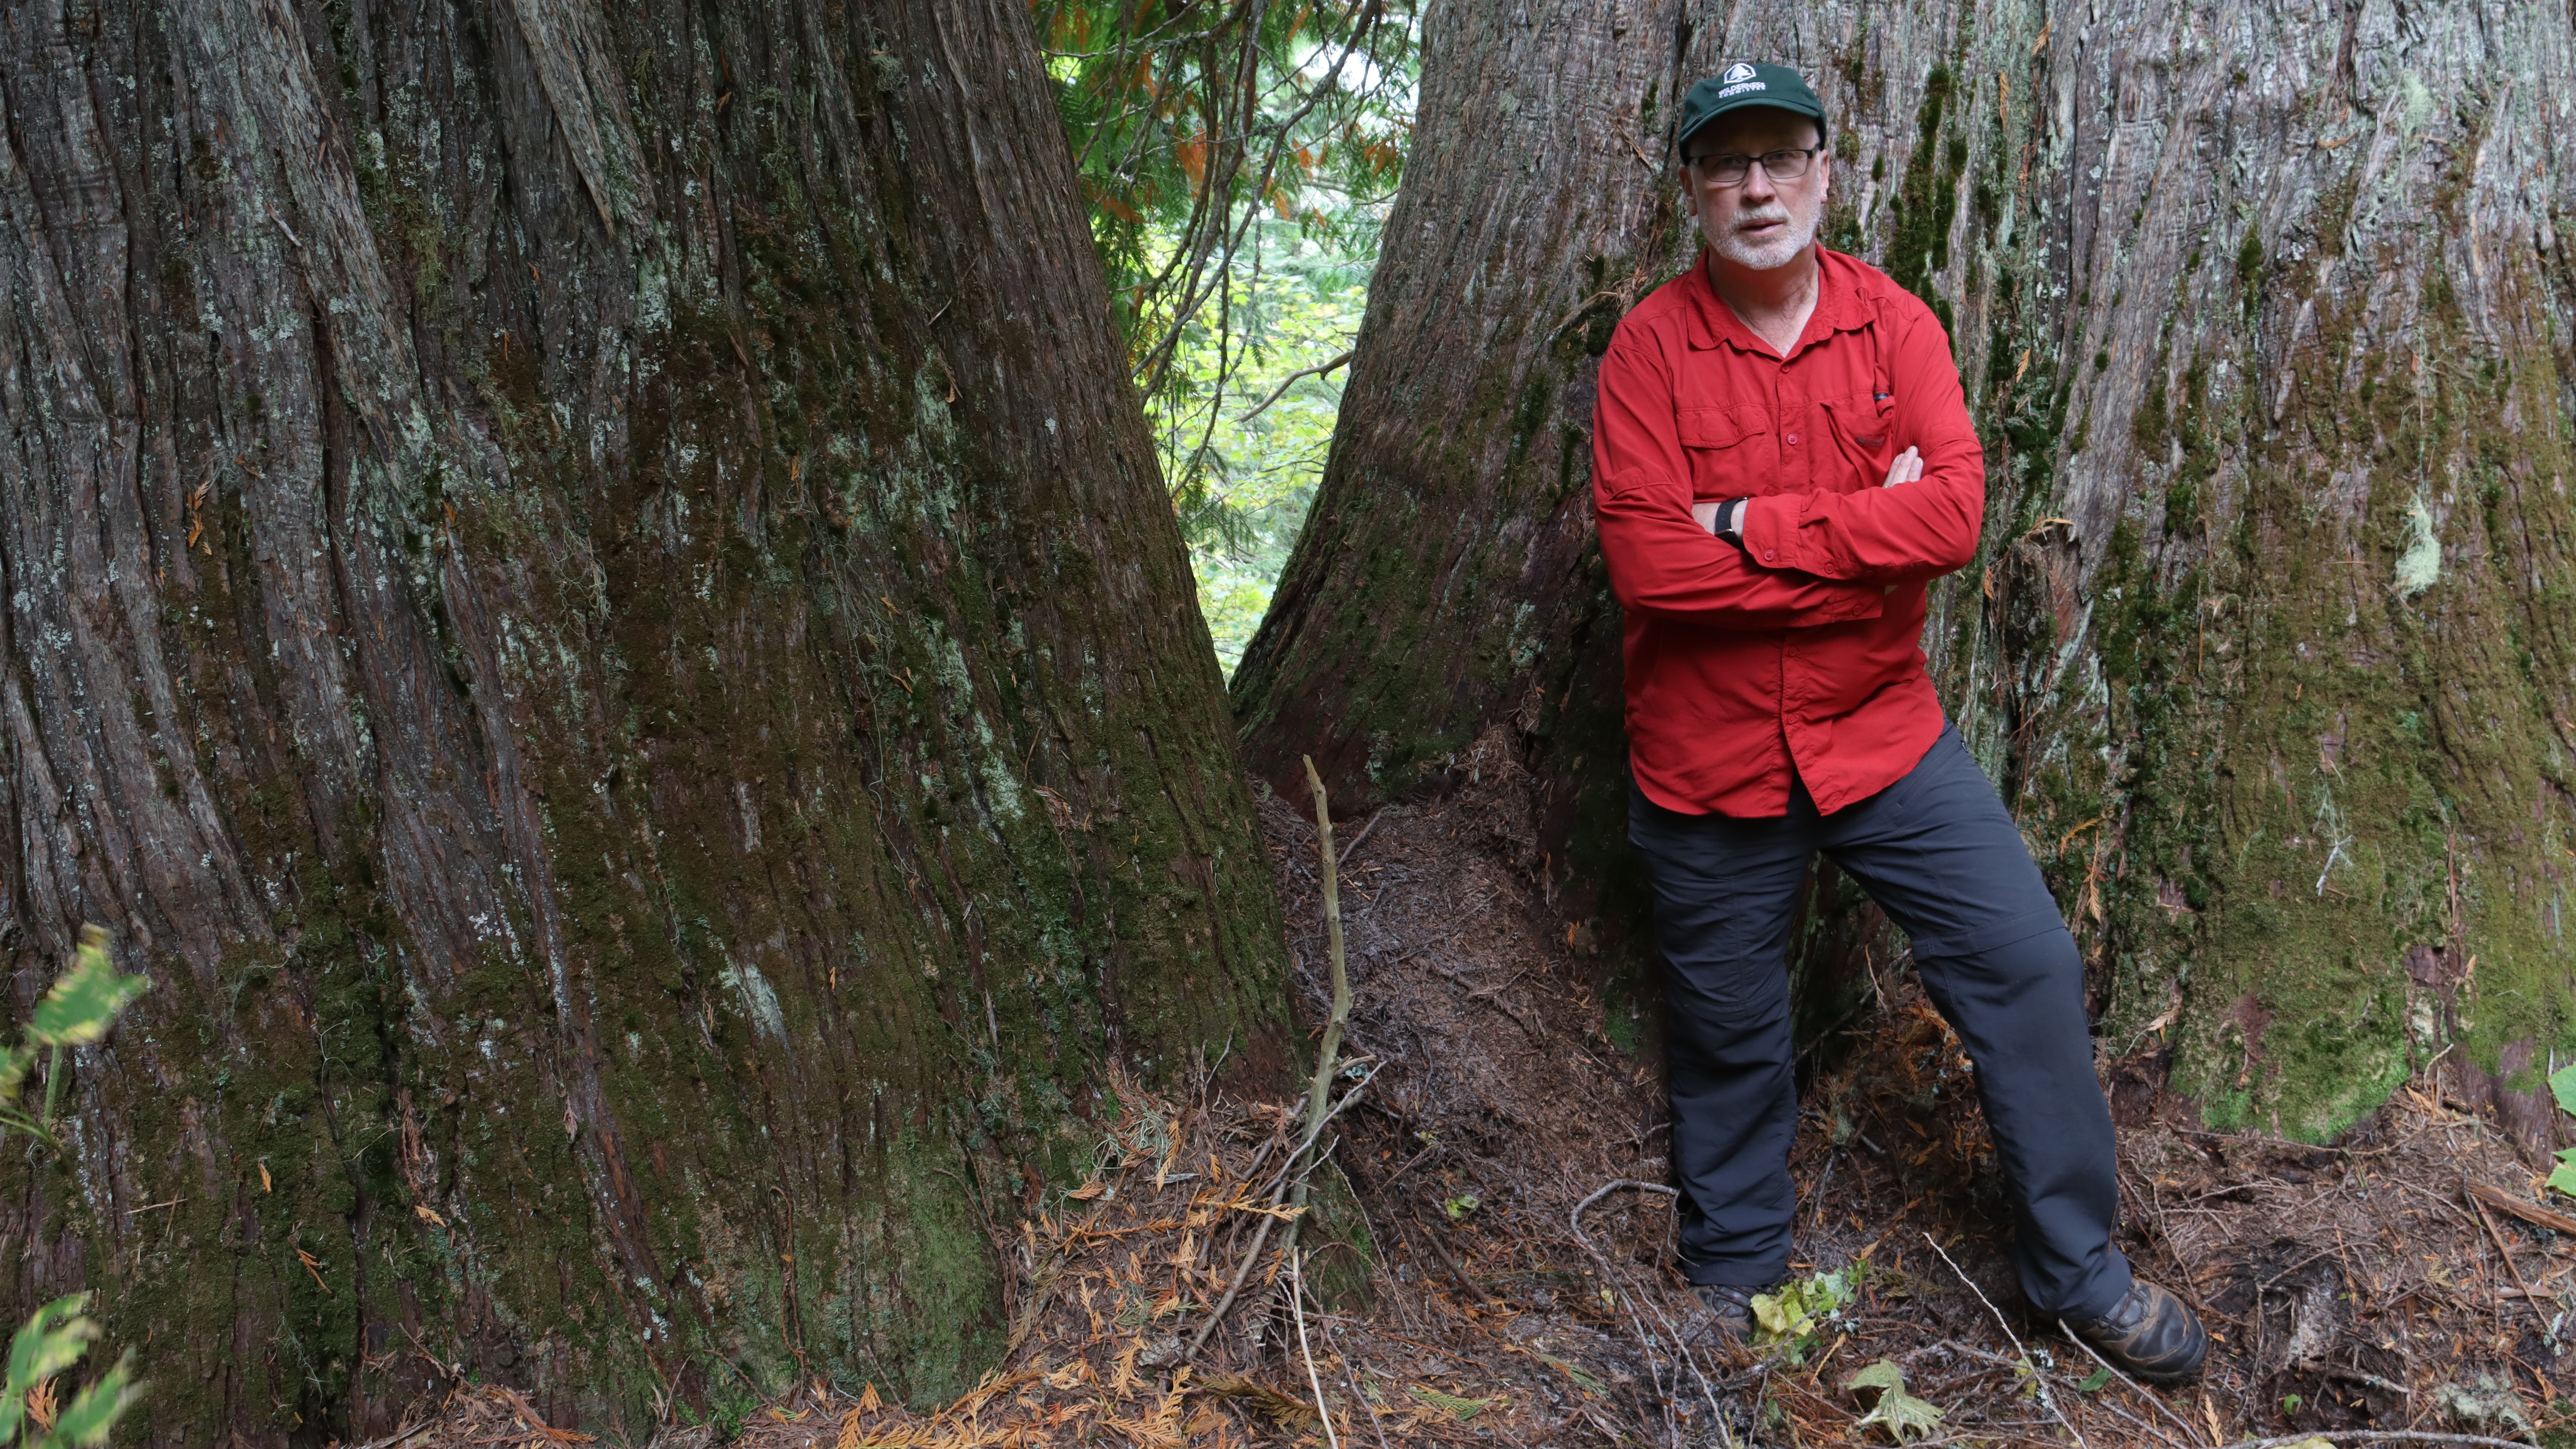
2548, 1064, 2576, 1198
0, 927, 149, 1446
0, 1297, 138, 1448
1751, 1266, 1861, 1363
1847, 1358, 1945, 1443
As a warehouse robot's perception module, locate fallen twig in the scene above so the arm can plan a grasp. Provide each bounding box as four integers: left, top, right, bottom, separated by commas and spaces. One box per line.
2208, 1434, 2540, 1449
1256, 1062, 1382, 1203
1922, 1233, 2083, 1449
1188, 1177, 1298, 1359
1336, 809, 1384, 867
1288, 1254, 1342, 1449
2205, 1423, 2545, 1433
1569, 1178, 1730, 1448
1322, 1308, 1394, 1449
2465, 1178, 2576, 1237
2464, 1177, 2545, 1329
2055, 1321, 2203, 1448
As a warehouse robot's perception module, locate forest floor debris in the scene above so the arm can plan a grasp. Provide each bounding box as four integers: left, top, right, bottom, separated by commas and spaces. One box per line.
392, 765, 2575, 1449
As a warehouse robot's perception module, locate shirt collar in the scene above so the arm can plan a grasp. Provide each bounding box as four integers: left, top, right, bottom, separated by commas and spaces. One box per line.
1682, 247, 1868, 358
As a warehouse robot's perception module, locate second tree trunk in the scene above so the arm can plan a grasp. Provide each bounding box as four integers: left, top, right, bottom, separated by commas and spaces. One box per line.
1234, 0, 2576, 1148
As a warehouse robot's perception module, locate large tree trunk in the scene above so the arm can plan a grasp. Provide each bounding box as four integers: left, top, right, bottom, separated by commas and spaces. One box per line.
1235, 0, 2576, 1150
0, 0, 1291, 1440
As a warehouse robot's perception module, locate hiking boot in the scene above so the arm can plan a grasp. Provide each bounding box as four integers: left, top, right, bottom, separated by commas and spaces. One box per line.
1686, 1283, 1762, 1345
2065, 1278, 2208, 1382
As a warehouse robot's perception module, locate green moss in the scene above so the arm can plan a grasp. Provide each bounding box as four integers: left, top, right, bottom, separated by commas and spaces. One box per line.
1885, 64, 1963, 302
2131, 371, 2167, 453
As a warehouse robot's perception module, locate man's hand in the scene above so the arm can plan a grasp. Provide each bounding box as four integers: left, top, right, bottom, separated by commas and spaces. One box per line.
1690, 450, 1916, 539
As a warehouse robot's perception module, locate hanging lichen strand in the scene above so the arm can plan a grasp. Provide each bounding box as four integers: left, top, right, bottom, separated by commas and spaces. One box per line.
0, 0, 1291, 1439
1234, 0, 2576, 1145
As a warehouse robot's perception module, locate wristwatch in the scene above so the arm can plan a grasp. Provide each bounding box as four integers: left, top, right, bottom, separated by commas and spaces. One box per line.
1714, 497, 1750, 548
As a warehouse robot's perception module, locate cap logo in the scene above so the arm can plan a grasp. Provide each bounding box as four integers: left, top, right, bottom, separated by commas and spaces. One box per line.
1723, 63, 1757, 83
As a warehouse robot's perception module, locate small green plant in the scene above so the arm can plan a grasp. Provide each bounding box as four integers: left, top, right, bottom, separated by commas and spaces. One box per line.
1751, 1266, 1861, 1363
1847, 1359, 1945, 1443
2547, 1064, 2576, 1198
1, 1298, 138, 1448
0, 927, 149, 1448
0, 928, 148, 1144
1441, 1194, 1479, 1220
2281, 1392, 2304, 1414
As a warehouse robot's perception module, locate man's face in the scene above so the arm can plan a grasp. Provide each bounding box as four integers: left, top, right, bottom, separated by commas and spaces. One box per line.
1680, 110, 1829, 272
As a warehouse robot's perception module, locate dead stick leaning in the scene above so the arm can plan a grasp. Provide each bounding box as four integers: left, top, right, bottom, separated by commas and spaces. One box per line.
1184, 756, 1354, 1360
2207, 1435, 2540, 1449
1187, 1089, 1364, 1359
1282, 755, 1354, 1261
1923, 1233, 2085, 1449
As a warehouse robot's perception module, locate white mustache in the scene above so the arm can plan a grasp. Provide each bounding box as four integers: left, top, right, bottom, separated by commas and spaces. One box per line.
1734, 208, 1791, 230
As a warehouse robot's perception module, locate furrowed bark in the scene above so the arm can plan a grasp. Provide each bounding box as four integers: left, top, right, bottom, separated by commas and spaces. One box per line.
0, 0, 1292, 1440
1235, 0, 2576, 1152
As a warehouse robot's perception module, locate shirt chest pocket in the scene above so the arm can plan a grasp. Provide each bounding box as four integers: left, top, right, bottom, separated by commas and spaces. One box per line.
1676, 407, 1774, 499
1818, 393, 1896, 493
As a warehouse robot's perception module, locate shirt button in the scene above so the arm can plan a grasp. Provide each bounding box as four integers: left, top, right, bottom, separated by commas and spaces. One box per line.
1787, 433, 1798, 444
1763, 549, 1776, 561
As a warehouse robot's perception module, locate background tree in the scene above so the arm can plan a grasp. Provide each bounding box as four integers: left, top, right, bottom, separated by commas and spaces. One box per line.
1036, 0, 1415, 512
1233, 0, 2576, 1150
1035, 0, 1420, 668
0, 0, 1291, 1440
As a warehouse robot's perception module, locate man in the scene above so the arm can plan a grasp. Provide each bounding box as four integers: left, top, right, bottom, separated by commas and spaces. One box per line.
1589, 63, 2207, 1382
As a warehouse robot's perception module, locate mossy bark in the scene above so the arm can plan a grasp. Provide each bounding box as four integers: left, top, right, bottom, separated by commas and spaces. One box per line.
1236, 0, 2576, 1146
0, 0, 1292, 1440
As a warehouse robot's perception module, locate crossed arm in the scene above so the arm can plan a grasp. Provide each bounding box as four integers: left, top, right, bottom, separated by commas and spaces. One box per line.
1590, 311, 1983, 630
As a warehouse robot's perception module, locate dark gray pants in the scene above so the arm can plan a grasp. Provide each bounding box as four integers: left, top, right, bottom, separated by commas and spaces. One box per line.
1628, 724, 2131, 1318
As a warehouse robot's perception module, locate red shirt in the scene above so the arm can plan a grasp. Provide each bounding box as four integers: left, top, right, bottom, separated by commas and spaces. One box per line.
1591, 249, 1984, 817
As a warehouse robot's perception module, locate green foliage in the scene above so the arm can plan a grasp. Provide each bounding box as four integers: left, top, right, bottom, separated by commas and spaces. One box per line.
1407, 1385, 1493, 1420
1750, 1265, 1860, 1362
1040, 0, 1411, 457
1040, 0, 1417, 655
1847, 1359, 1945, 1443
0, 1298, 138, 1449
1041, 0, 1412, 346
0, 928, 147, 1147
2548, 1064, 2576, 1198
1167, 238, 1372, 672
0, 928, 149, 1449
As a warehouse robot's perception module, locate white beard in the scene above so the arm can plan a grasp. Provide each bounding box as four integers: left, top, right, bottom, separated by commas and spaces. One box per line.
1710, 201, 1819, 271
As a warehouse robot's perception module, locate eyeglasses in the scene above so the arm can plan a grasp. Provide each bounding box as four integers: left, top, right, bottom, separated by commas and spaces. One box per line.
1683, 147, 1822, 186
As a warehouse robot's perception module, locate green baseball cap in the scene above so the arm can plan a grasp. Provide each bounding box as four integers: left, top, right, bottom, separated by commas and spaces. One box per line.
1675, 63, 1827, 157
